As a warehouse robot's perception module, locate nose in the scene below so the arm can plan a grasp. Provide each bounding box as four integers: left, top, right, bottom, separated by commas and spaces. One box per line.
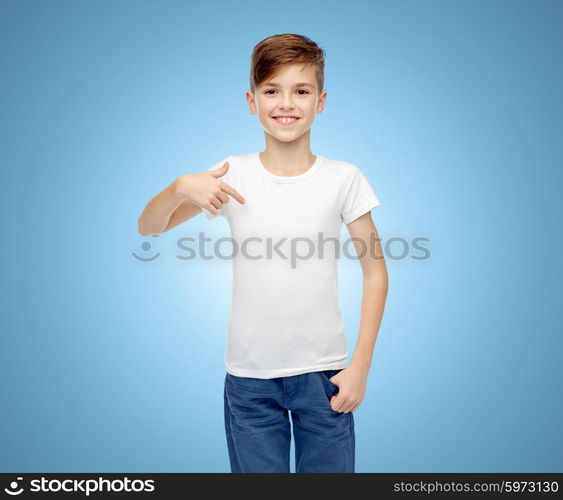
279, 91, 295, 110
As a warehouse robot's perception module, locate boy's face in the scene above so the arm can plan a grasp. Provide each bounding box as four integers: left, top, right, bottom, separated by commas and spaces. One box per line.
247, 63, 327, 143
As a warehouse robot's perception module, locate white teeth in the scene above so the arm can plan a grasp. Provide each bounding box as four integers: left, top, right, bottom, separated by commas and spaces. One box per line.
275, 117, 297, 124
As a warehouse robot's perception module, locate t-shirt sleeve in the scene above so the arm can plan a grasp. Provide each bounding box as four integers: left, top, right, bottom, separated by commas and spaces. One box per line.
202, 157, 230, 219
340, 165, 382, 224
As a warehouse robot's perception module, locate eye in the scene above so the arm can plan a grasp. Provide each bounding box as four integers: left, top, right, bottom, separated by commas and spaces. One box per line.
263, 89, 310, 95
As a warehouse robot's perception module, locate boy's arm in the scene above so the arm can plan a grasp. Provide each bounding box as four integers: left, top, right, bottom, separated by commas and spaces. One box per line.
160, 198, 203, 233
328, 211, 388, 413
138, 161, 244, 235
348, 213, 388, 373
137, 177, 192, 236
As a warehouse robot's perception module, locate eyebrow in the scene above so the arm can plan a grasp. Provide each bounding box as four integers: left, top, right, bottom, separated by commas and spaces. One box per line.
263, 81, 316, 88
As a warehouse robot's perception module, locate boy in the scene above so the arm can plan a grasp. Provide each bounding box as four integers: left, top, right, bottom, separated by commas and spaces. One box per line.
137, 33, 388, 473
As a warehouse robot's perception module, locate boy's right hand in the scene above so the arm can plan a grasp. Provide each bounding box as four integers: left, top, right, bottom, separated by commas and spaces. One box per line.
174, 161, 246, 215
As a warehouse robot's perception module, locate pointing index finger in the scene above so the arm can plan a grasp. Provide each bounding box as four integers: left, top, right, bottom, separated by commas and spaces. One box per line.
221, 182, 246, 204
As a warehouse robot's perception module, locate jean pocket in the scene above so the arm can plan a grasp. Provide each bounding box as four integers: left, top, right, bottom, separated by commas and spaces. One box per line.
319, 369, 342, 389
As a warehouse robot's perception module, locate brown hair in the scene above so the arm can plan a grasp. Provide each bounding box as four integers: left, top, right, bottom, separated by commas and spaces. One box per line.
249, 34, 326, 94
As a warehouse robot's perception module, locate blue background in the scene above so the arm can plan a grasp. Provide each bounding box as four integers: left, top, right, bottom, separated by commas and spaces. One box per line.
1, 0, 561, 472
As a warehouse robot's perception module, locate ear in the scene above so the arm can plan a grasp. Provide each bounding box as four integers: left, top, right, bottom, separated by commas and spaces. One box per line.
246, 90, 257, 115
317, 90, 327, 113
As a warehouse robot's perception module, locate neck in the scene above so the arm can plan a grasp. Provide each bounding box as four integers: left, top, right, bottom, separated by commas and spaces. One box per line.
261, 133, 315, 176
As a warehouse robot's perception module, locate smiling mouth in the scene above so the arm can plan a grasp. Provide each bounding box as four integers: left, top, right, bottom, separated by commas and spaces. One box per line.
272, 117, 300, 125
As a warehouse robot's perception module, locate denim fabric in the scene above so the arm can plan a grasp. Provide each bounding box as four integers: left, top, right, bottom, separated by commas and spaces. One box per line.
224, 369, 355, 473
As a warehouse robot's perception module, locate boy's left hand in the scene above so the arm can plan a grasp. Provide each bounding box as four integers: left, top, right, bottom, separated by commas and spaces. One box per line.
328, 365, 368, 413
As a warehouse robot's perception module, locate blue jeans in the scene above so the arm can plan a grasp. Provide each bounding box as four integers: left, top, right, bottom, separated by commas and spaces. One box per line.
224, 368, 355, 473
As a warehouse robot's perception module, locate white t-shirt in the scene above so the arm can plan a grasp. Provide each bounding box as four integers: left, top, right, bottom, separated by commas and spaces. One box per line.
202, 151, 381, 379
